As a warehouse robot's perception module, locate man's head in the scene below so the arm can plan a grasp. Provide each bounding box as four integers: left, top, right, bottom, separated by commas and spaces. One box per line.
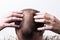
15, 8, 44, 40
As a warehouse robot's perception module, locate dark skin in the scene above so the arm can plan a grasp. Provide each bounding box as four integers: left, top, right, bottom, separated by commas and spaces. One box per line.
15, 9, 44, 40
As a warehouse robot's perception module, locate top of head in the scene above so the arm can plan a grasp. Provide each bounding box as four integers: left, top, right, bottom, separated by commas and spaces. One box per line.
21, 8, 40, 14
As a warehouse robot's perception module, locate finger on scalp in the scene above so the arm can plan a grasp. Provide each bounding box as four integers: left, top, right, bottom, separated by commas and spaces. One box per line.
4, 23, 19, 27
37, 26, 48, 31
35, 19, 45, 22
34, 13, 49, 19
44, 13, 52, 20
10, 13, 23, 18
34, 18, 49, 23
34, 15, 45, 19
5, 17, 22, 23
37, 25, 53, 31
35, 13, 40, 15
7, 11, 23, 18
35, 12, 45, 15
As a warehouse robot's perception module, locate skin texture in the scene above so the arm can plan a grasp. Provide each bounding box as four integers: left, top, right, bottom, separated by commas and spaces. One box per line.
0, 8, 60, 40
34, 13, 60, 34
15, 9, 44, 40
0, 9, 60, 40
0, 11, 23, 30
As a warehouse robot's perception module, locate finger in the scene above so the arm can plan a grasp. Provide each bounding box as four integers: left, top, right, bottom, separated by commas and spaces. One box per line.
35, 13, 44, 16
12, 11, 23, 17
5, 17, 22, 23
37, 26, 53, 31
12, 11, 23, 14
34, 15, 45, 19
34, 13, 46, 19
3, 23, 20, 28
10, 13, 23, 18
34, 19, 49, 23
8, 11, 23, 18
35, 13, 52, 20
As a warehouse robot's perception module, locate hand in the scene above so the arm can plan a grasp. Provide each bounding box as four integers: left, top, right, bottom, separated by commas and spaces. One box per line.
0, 11, 23, 30
34, 13, 60, 34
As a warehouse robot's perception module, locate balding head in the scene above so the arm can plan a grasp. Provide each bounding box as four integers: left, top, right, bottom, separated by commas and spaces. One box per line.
15, 8, 44, 40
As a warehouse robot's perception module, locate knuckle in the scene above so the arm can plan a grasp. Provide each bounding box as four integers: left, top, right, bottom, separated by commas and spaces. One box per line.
9, 17, 12, 20
52, 22, 55, 25
43, 13, 48, 18
52, 16, 56, 22
53, 16, 56, 19
49, 26, 53, 29
12, 12, 17, 16
45, 13, 48, 15
44, 19, 46, 22
12, 17, 17, 20
10, 17, 16, 20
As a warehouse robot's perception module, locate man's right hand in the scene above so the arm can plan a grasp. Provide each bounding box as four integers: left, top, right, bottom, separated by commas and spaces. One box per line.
0, 11, 23, 30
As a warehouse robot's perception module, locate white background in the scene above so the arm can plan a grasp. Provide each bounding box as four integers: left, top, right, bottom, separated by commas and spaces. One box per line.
0, 0, 60, 38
